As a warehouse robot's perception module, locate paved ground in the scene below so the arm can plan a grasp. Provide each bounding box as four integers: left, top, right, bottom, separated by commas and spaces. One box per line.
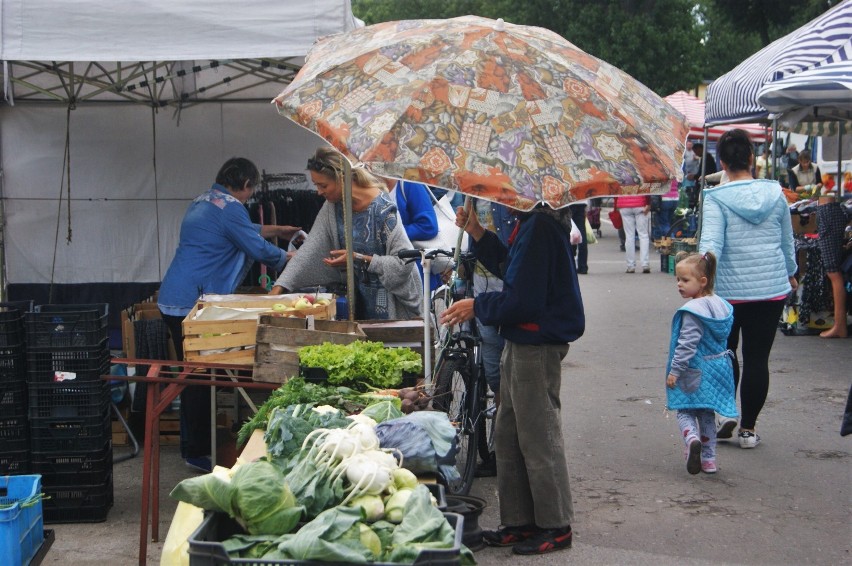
44, 220, 851, 565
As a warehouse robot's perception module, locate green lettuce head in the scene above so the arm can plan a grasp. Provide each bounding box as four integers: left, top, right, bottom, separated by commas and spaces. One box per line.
231, 461, 304, 535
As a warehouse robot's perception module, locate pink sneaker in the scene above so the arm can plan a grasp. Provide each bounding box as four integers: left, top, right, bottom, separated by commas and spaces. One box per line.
701, 460, 717, 474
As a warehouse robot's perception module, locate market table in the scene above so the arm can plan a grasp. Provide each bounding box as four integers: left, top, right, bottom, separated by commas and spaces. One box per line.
106, 358, 280, 566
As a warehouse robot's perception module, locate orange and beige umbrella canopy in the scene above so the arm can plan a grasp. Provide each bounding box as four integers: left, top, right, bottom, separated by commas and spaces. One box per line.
274, 15, 689, 210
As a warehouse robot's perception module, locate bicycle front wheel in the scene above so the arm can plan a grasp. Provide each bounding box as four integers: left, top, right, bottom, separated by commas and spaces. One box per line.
432, 355, 480, 495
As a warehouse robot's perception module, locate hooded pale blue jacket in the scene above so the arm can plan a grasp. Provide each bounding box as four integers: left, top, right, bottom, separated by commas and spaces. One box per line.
698, 179, 797, 301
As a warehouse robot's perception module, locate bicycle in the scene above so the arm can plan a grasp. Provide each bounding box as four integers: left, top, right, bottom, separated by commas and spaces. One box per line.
399, 248, 496, 496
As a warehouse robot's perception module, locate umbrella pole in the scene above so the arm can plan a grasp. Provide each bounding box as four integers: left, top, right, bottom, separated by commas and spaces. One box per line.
342, 159, 356, 321
837, 122, 844, 198
422, 253, 432, 387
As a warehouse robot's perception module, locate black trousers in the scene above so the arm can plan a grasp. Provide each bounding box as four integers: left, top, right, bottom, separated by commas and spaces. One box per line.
161, 313, 212, 459
727, 300, 786, 430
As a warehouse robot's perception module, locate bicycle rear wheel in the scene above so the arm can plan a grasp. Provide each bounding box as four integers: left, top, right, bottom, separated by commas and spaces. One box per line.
432, 355, 479, 495
477, 386, 496, 464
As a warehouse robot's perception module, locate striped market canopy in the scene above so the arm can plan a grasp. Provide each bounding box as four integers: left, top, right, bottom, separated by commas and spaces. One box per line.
757, 61, 852, 114
664, 90, 770, 141
706, 0, 852, 124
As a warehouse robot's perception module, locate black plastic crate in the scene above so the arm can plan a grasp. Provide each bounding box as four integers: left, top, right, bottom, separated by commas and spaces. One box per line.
25, 342, 109, 383
28, 380, 109, 419
25, 304, 108, 349
33, 444, 113, 488
0, 306, 26, 349
42, 473, 113, 524
0, 416, 28, 453
29, 414, 111, 453
188, 511, 463, 566
0, 449, 29, 475
0, 348, 26, 382
0, 380, 27, 418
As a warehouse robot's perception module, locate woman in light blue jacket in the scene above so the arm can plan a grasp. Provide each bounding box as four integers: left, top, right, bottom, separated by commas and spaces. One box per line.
698, 129, 798, 450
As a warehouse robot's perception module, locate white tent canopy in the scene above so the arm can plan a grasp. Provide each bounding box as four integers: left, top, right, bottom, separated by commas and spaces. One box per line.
0, 0, 359, 317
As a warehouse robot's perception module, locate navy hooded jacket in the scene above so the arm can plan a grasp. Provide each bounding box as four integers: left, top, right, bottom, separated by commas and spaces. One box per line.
473, 211, 585, 345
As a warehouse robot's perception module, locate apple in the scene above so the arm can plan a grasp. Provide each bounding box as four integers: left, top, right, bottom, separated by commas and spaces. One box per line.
272, 303, 287, 312
294, 298, 312, 309
302, 294, 316, 304
316, 298, 331, 306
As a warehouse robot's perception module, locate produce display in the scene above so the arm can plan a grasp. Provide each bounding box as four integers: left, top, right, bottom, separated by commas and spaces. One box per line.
298, 340, 422, 390
172, 399, 475, 564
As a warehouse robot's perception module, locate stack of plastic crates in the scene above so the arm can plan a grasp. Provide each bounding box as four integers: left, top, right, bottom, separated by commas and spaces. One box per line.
0, 301, 31, 476
25, 304, 113, 523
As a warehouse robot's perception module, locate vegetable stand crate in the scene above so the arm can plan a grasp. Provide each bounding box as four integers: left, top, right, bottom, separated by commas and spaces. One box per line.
0, 474, 46, 566
182, 294, 336, 365
252, 316, 366, 384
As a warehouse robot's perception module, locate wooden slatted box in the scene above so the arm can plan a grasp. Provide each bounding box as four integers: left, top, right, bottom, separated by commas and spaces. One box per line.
253, 315, 366, 384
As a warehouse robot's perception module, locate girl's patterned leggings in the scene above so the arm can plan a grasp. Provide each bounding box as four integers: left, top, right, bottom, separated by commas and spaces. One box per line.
677, 409, 717, 461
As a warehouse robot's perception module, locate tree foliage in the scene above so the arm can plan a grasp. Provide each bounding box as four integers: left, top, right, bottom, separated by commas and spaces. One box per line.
350, 0, 838, 95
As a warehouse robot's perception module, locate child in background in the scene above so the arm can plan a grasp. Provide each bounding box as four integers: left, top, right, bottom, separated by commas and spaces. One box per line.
666, 251, 738, 474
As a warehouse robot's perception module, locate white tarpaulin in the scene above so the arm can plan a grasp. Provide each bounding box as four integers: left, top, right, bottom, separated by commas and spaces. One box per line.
1, 0, 358, 61
0, 0, 359, 302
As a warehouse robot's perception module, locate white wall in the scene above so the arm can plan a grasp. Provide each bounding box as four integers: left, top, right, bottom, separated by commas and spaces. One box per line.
0, 102, 325, 285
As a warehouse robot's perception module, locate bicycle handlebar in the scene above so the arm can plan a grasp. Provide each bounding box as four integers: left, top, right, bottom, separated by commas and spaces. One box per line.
397, 248, 455, 260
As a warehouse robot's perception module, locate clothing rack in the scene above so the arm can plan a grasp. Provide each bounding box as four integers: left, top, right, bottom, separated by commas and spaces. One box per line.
242, 172, 325, 288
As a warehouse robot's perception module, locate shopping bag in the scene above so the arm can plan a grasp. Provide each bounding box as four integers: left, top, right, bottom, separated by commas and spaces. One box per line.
404, 190, 468, 274
585, 218, 597, 244
608, 209, 623, 230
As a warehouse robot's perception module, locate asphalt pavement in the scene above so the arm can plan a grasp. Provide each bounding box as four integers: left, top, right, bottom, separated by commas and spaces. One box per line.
45, 218, 851, 565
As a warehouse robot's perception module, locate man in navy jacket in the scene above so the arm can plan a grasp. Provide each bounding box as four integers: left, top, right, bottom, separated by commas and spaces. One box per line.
441, 204, 584, 555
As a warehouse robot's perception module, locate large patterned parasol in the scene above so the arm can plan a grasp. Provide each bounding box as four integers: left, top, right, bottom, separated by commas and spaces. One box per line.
273, 16, 689, 210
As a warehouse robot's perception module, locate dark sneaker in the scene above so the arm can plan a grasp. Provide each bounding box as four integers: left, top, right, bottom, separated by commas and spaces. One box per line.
185, 456, 212, 473
474, 457, 497, 478
482, 525, 539, 547
512, 526, 572, 555
686, 438, 701, 475
717, 418, 737, 440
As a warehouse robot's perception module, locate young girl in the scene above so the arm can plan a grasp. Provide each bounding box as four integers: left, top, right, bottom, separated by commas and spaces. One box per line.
666, 251, 738, 474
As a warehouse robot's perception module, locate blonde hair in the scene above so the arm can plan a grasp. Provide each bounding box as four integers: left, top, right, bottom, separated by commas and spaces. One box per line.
674, 251, 717, 294
308, 146, 385, 192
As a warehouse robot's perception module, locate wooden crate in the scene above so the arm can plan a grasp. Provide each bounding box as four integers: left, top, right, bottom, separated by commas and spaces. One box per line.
253, 315, 366, 384
183, 295, 335, 365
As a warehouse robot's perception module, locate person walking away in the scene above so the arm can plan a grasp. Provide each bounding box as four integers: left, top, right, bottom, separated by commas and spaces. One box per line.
755, 147, 770, 179
441, 203, 584, 556
699, 129, 798, 448
653, 180, 679, 240
568, 201, 589, 273
616, 195, 651, 273
158, 157, 301, 472
666, 251, 737, 474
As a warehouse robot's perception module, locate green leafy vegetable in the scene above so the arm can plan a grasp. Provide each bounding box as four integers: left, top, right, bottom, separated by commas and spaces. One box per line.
170, 461, 303, 537
238, 378, 366, 445
263, 404, 351, 463
275, 506, 375, 563
230, 461, 303, 535
169, 468, 235, 515
360, 400, 404, 423
298, 341, 422, 390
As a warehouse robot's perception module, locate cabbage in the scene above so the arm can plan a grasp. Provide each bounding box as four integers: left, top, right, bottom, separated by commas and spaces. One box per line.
230, 461, 304, 535
348, 494, 385, 522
